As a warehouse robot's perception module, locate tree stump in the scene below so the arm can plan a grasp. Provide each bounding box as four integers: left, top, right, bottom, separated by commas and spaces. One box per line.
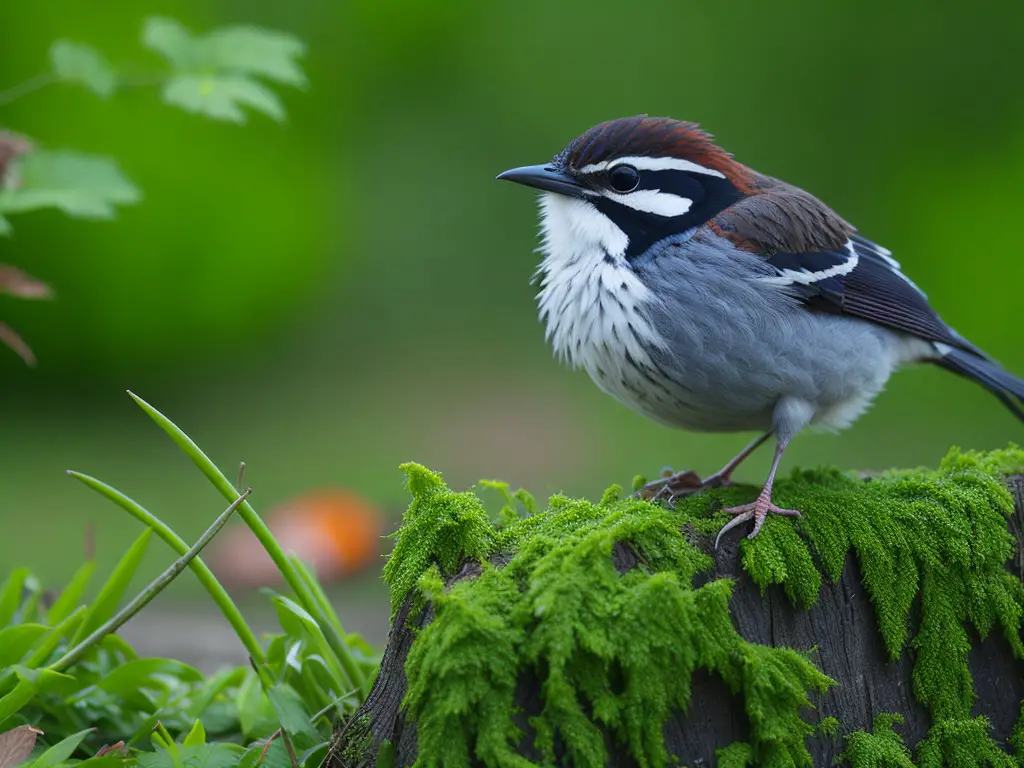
327, 458, 1024, 767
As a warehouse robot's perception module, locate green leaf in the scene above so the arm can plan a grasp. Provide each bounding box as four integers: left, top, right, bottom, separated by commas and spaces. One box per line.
252, 740, 291, 768
272, 597, 346, 691
70, 529, 151, 646
0, 214, 10, 236
0, 681, 34, 729
184, 666, 245, 722
0, 625, 49, 668
0, 152, 140, 220
266, 684, 319, 739
50, 41, 117, 98
299, 741, 329, 768
182, 720, 205, 748
46, 561, 96, 625
142, 17, 306, 86
141, 17, 303, 123
12, 666, 80, 697
93, 658, 201, 702
0, 569, 30, 626
22, 606, 86, 669
234, 669, 263, 738
23, 728, 92, 768
161, 75, 283, 124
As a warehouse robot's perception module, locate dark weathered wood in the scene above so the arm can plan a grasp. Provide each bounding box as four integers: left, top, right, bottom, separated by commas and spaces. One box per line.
328, 477, 1024, 767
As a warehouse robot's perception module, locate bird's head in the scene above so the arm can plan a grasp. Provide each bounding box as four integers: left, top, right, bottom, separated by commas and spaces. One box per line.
498, 115, 755, 263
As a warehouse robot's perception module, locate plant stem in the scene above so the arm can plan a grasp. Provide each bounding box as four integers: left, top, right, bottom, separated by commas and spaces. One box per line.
48, 489, 250, 672
0, 73, 57, 107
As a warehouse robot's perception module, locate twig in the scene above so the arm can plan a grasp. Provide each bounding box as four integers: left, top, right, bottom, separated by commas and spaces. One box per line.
0, 73, 57, 107
49, 489, 251, 672
280, 730, 300, 768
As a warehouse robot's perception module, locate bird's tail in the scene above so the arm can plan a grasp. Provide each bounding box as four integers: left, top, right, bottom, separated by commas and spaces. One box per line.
935, 345, 1024, 423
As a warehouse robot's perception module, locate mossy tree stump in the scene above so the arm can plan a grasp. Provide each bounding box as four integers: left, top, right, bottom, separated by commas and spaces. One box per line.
328, 448, 1024, 767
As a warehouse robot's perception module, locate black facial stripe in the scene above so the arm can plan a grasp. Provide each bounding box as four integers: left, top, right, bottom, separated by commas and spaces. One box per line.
592, 170, 742, 261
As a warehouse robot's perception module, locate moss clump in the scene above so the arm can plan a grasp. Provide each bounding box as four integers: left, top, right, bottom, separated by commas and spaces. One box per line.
839, 714, 915, 767
383, 447, 1024, 768
382, 463, 496, 619
730, 445, 1024, 763
395, 467, 831, 767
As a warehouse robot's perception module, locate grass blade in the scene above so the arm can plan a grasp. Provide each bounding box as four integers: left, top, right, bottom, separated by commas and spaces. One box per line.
69, 529, 151, 646
0, 569, 30, 627
51, 490, 250, 672
66, 471, 267, 669
46, 560, 96, 625
127, 391, 371, 696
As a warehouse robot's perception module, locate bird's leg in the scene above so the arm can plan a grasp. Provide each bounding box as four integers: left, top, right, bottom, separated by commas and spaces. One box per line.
636, 432, 771, 505
714, 436, 800, 548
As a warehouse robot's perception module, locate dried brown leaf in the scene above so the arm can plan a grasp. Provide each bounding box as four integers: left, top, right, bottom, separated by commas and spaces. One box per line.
95, 741, 126, 758
0, 724, 44, 768
0, 132, 33, 187
0, 265, 53, 300
0, 322, 37, 366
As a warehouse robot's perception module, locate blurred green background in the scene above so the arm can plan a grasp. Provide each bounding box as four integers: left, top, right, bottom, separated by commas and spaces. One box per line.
2, 1, 1023, 647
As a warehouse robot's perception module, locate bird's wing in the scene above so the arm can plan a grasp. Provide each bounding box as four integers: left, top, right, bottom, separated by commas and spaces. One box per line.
710, 183, 979, 353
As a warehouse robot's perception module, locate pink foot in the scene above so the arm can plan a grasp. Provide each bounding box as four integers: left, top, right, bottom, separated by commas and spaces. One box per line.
714, 493, 801, 548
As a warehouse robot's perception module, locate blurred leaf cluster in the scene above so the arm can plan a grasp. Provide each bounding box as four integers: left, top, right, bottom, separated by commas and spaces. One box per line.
0, 15, 305, 365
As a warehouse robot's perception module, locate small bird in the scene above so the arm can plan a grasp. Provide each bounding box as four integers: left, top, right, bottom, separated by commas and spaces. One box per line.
497, 115, 1024, 545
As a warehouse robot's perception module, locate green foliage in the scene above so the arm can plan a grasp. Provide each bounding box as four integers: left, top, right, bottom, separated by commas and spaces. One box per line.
142, 17, 306, 124
381, 448, 1024, 767
0, 394, 375, 766
392, 466, 832, 768
839, 714, 915, 767
0, 152, 140, 220
0, 15, 307, 365
49, 41, 116, 98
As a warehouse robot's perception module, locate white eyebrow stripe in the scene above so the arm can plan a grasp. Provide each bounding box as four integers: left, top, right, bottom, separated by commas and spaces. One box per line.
607, 189, 692, 217
578, 156, 726, 179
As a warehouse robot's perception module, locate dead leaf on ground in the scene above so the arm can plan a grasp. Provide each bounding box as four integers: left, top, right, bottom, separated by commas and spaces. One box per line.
0, 322, 37, 366
0, 265, 53, 300
0, 724, 44, 768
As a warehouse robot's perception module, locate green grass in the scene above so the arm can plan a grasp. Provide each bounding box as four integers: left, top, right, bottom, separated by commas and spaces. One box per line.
0, 392, 379, 767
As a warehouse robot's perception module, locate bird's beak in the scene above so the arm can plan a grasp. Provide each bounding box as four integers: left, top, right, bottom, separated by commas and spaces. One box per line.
496, 164, 587, 198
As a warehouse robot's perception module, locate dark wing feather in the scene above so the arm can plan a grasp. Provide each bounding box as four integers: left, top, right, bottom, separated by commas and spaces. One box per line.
711, 182, 980, 353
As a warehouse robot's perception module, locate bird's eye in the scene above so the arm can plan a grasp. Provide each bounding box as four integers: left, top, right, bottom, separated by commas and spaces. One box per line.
608, 164, 640, 193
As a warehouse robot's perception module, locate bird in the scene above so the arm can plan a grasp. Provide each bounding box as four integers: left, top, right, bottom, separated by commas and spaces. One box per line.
496, 115, 1024, 546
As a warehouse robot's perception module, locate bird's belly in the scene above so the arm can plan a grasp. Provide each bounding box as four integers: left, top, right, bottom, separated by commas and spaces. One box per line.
582, 349, 776, 433
577, 307, 907, 434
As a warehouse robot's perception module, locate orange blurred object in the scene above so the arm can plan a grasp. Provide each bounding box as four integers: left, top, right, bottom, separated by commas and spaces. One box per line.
209, 488, 383, 590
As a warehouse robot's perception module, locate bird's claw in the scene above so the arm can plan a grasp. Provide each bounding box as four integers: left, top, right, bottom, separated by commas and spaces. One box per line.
713, 496, 801, 549
635, 467, 733, 507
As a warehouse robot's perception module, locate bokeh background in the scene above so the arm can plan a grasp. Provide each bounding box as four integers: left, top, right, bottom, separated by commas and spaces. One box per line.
2, 1, 1023, 658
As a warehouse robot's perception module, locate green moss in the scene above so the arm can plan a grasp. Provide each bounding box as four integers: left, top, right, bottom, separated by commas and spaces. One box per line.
839, 714, 915, 767
381, 448, 1024, 767
716, 741, 754, 767
817, 716, 840, 737
1011, 702, 1024, 760
382, 464, 496, 619
914, 717, 1016, 767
